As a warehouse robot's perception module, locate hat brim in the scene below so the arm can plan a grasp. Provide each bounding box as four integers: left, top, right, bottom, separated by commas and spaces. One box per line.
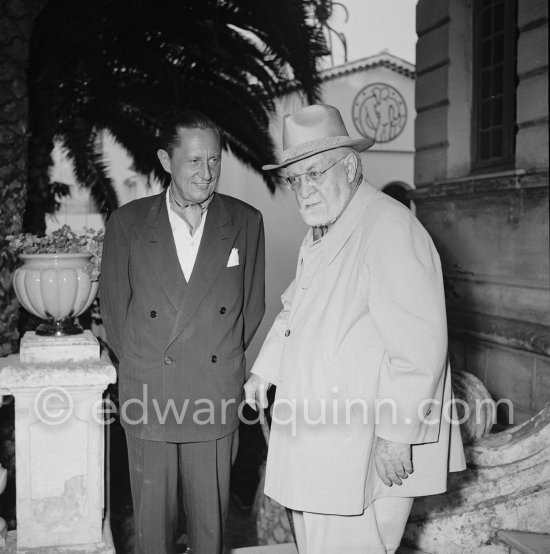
262, 136, 375, 171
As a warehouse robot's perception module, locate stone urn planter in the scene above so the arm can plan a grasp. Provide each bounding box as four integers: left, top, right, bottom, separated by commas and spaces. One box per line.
8, 225, 103, 336
13, 253, 99, 336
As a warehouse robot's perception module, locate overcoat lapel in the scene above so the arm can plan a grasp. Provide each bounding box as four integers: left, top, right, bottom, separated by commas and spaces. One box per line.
168, 194, 240, 345
141, 190, 188, 310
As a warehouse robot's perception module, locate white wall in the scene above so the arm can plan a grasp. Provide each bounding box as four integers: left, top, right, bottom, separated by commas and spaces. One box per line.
46, 143, 104, 233
46, 135, 162, 234
100, 132, 163, 206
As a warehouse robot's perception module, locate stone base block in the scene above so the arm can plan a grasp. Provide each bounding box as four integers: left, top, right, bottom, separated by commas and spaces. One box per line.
19, 331, 100, 364
3, 531, 114, 553
227, 544, 425, 553
229, 546, 297, 554
497, 530, 550, 554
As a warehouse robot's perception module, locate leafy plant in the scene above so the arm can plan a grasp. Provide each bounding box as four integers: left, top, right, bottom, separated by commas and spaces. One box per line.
7, 225, 104, 281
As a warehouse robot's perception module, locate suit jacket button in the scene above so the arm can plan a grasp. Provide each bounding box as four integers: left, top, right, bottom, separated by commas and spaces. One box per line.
164, 356, 172, 365
285, 329, 291, 337
220, 307, 226, 314
150, 310, 157, 318
211, 355, 217, 363
426, 409, 432, 416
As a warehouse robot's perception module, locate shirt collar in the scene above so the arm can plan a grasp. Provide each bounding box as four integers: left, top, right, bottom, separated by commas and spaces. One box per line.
168, 182, 214, 213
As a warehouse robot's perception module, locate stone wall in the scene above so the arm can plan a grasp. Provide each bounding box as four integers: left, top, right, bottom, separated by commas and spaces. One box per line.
413, 171, 549, 423
413, 0, 549, 425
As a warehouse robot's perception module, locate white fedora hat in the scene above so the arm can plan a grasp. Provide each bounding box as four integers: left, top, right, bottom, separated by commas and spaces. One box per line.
262, 104, 375, 171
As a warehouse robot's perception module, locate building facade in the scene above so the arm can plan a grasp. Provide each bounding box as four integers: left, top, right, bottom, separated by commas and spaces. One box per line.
413, 0, 549, 423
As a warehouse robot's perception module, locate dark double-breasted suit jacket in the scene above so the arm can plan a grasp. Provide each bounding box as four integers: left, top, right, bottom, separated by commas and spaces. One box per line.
100, 190, 265, 443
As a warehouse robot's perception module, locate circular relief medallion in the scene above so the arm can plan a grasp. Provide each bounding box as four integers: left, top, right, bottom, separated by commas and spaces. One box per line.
352, 83, 407, 143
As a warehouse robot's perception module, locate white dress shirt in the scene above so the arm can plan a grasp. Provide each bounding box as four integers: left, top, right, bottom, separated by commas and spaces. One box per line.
166, 192, 208, 282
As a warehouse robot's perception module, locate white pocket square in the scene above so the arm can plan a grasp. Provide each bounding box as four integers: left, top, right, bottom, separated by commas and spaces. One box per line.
227, 248, 239, 267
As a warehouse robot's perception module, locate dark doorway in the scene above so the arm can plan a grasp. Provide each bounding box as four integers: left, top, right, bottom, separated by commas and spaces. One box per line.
382, 183, 411, 209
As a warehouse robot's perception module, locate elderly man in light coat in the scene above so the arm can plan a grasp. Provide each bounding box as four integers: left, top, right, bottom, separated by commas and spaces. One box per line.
245, 104, 465, 554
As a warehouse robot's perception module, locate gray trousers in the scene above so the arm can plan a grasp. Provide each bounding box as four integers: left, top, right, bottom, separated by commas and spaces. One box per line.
125, 430, 239, 554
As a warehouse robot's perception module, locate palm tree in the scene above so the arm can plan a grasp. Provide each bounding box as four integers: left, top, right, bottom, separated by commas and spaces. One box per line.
23, 0, 329, 234
0, 1, 328, 531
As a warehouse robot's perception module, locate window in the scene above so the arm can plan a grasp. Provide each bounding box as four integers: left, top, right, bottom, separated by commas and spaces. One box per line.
473, 0, 518, 169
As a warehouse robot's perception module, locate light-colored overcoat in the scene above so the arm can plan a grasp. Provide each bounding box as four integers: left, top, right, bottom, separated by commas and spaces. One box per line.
252, 182, 465, 515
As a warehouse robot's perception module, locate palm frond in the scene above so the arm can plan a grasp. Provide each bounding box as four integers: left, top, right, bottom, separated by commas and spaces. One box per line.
58, 125, 119, 217
25, 0, 329, 228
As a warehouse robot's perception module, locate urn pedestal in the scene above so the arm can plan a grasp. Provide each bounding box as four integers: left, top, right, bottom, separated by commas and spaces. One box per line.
0, 331, 116, 553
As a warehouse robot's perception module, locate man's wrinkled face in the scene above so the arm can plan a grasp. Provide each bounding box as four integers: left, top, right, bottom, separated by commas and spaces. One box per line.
287, 150, 354, 227
157, 127, 221, 204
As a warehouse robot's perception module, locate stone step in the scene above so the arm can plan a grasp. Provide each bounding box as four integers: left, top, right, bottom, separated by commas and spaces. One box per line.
497, 530, 550, 554
229, 544, 428, 553
229, 545, 297, 554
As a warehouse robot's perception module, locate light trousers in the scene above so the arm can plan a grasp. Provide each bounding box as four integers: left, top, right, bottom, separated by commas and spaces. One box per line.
292, 496, 414, 554
126, 430, 238, 554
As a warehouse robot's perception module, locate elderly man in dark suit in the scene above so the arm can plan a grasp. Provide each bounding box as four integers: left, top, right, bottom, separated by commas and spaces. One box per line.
100, 110, 265, 554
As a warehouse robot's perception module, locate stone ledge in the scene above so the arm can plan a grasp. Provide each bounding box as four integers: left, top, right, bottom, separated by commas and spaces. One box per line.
448, 310, 550, 357
20, 331, 100, 364
411, 169, 548, 199
228, 545, 427, 553
0, 358, 116, 391
3, 531, 114, 553
497, 530, 550, 554
229, 545, 297, 554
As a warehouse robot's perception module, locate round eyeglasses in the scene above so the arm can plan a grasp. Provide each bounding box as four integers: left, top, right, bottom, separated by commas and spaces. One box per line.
284, 156, 347, 191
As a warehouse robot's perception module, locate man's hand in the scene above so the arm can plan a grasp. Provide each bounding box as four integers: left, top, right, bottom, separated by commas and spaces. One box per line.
244, 374, 271, 411
374, 436, 413, 487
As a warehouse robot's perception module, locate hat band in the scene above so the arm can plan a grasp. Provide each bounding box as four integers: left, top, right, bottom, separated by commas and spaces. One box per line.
282, 136, 354, 163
